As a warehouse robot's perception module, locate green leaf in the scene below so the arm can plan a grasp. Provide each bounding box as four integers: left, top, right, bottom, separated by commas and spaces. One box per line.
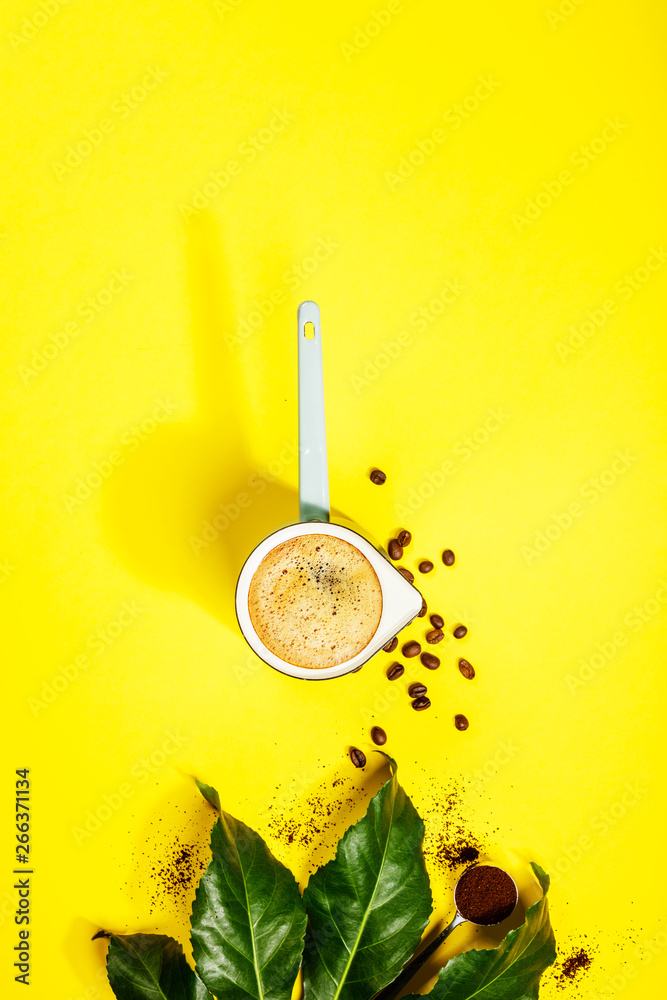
401, 863, 556, 1000
529, 862, 549, 896
106, 933, 211, 1000
190, 794, 308, 1000
302, 753, 432, 1000
195, 778, 221, 812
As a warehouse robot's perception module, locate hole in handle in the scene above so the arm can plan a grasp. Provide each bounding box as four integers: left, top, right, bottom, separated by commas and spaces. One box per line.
304, 321, 315, 340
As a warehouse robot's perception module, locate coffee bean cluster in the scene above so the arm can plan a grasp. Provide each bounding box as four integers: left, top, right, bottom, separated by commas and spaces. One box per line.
348, 488, 481, 766
381, 526, 476, 731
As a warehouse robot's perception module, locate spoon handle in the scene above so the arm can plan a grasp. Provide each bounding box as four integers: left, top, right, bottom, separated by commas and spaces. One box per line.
374, 911, 467, 1000
297, 301, 330, 522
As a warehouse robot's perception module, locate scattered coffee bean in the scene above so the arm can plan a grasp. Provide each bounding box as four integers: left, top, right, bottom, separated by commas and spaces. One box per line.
426, 629, 444, 644
454, 714, 469, 731
420, 652, 440, 669
408, 682, 427, 697
430, 613, 444, 629
398, 567, 414, 583
370, 469, 386, 485
452, 625, 468, 638
418, 560, 434, 573
442, 549, 455, 566
371, 726, 387, 746
402, 641, 421, 658
412, 696, 431, 711
418, 596, 428, 617
350, 747, 366, 767
386, 662, 404, 680
383, 636, 398, 653
397, 529, 412, 547
458, 658, 475, 679
388, 539, 403, 560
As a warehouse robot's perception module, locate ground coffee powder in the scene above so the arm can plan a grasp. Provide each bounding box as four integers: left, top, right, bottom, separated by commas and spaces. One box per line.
454, 864, 517, 924
423, 785, 483, 873
556, 947, 592, 988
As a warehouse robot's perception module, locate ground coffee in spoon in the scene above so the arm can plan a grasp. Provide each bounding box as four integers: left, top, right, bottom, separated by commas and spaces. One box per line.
454, 864, 517, 924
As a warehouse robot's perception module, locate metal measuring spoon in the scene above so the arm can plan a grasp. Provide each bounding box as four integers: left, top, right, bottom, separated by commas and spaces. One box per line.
375, 865, 519, 1000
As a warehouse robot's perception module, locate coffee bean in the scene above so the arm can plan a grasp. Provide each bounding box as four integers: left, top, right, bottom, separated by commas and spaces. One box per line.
458, 658, 475, 679
371, 726, 387, 746
430, 613, 444, 629
418, 560, 434, 573
397, 529, 412, 547
412, 696, 431, 711
442, 549, 455, 566
370, 469, 386, 485
454, 714, 469, 731
452, 625, 467, 638
402, 641, 421, 658
420, 652, 440, 670
350, 747, 366, 767
426, 629, 444, 644
398, 567, 414, 583
418, 597, 428, 617
386, 662, 404, 680
408, 682, 427, 697
383, 637, 398, 653
388, 539, 403, 560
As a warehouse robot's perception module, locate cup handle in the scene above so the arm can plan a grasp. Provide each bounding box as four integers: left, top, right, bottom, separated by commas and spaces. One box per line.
298, 301, 330, 522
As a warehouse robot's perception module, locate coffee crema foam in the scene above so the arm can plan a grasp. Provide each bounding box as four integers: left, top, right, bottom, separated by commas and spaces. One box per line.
248, 533, 383, 668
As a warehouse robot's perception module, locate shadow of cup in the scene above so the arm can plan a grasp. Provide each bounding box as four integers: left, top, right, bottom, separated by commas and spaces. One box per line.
101, 211, 298, 631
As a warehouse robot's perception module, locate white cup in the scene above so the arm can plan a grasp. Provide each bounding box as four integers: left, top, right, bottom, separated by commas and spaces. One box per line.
235, 302, 422, 679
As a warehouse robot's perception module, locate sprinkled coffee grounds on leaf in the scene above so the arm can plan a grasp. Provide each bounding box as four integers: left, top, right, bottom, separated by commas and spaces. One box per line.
454, 865, 517, 924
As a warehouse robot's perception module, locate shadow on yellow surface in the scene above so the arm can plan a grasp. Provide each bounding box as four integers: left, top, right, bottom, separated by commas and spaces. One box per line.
101, 212, 298, 630
62, 916, 110, 1000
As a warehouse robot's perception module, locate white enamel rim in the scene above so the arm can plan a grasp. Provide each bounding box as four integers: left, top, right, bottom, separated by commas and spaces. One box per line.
235, 521, 423, 680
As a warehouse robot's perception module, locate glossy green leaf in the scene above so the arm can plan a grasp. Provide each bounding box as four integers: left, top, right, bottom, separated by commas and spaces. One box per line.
402, 863, 556, 1000
190, 784, 307, 1000
195, 778, 221, 813
302, 754, 432, 1000
106, 933, 211, 1000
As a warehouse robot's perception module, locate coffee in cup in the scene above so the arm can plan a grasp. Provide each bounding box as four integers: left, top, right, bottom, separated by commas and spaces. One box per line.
247, 532, 383, 668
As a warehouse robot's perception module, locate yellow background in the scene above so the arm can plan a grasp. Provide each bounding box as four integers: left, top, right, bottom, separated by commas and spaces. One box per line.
1, 0, 666, 997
